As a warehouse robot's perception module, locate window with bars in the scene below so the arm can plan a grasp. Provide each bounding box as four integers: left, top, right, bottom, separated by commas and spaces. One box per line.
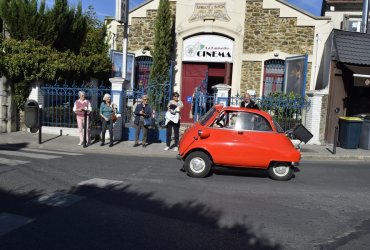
263, 59, 285, 96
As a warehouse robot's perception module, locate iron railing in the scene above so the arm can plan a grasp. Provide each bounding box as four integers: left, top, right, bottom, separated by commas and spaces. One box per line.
40, 82, 111, 128
192, 92, 310, 131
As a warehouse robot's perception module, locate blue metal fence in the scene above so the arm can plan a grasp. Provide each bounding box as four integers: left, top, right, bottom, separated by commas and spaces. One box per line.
40, 82, 111, 128
192, 92, 310, 131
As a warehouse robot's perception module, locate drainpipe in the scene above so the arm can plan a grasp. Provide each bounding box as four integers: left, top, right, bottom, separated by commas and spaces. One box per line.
361, 0, 369, 33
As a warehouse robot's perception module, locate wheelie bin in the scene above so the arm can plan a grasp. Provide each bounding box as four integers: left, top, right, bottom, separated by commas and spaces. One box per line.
338, 117, 363, 149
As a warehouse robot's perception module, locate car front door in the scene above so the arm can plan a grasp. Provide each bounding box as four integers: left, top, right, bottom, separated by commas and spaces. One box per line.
230, 112, 274, 168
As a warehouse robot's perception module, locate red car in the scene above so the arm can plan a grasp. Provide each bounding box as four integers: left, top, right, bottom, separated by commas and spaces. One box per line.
178, 104, 301, 181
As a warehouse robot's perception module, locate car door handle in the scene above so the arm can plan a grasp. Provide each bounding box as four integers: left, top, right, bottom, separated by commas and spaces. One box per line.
237, 131, 243, 134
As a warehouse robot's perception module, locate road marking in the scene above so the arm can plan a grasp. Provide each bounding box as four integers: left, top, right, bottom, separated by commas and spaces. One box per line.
77, 178, 125, 188
36, 192, 85, 208
0, 157, 30, 166
0, 213, 34, 236
20, 148, 83, 156
0, 150, 61, 159
0, 146, 83, 156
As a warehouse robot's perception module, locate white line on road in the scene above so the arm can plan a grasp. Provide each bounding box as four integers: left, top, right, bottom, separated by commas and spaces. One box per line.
0, 213, 34, 236
0, 157, 30, 166
0, 150, 61, 159
36, 192, 85, 208
20, 148, 83, 156
77, 178, 125, 188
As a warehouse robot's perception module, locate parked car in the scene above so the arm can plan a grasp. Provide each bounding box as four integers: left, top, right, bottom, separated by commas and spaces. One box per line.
177, 104, 301, 181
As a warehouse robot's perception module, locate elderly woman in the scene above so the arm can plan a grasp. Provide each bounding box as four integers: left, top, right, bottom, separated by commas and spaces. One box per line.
99, 93, 117, 147
73, 91, 92, 146
133, 95, 152, 148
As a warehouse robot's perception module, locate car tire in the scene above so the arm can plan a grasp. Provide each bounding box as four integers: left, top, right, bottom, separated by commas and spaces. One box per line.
268, 162, 293, 181
184, 151, 212, 178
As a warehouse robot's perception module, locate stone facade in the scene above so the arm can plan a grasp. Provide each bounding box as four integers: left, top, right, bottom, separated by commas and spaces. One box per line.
244, 0, 314, 55
241, 61, 262, 94
241, 0, 315, 96
121, 2, 177, 52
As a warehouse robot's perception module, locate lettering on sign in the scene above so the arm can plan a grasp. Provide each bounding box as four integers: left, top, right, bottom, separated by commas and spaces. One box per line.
189, 3, 230, 22
183, 35, 233, 63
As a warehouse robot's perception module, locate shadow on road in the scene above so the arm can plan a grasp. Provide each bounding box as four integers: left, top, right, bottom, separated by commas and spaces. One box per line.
0, 183, 281, 249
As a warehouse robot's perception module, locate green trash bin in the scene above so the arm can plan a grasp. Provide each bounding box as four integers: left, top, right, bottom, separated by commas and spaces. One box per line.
339, 117, 363, 149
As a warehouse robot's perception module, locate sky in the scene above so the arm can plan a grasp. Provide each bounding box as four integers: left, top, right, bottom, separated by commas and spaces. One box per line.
46, 0, 324, 20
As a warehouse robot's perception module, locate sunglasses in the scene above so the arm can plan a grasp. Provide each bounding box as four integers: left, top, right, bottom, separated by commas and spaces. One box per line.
143, 99, 148, 100
174, 95, 179, 98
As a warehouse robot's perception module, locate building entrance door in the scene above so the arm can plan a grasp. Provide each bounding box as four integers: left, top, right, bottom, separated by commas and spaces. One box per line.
181, 62, 229, 123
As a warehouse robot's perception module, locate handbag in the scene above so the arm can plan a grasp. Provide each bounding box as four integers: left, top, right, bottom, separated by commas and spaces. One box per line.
143, 117, 153, 126
111, 113, 117, 122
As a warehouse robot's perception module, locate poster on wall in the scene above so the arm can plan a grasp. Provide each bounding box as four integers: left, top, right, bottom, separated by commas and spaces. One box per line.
111, 50, 135, 89
284, 54, 308, 97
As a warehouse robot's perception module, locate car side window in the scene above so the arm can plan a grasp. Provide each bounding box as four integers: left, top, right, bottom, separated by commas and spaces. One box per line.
238, 112, 272, 131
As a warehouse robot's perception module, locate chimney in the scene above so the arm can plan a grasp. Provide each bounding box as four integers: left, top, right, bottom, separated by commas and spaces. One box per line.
361, 0, 370, 33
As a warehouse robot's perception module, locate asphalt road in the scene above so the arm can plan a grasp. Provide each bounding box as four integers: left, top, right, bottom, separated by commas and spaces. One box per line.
0, 147, 370, 249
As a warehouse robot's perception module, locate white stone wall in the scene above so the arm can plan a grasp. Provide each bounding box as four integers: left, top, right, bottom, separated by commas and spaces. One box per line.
306, 90, 327, 145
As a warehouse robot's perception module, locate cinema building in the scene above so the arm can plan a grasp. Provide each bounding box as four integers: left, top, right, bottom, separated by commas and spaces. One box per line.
107, 0, 332, 143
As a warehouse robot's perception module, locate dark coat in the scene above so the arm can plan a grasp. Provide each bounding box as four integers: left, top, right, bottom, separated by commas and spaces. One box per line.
134, 103, 152, 125
240, 100, 259, 109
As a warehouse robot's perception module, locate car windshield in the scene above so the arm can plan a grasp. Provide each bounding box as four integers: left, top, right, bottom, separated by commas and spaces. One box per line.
199, 106, 216, 126
273, 119, 284, 133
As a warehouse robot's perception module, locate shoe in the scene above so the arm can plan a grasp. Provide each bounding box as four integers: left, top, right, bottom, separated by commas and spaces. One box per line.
100, 142, 104, 146
109, 143, 113, 147
164, 146, 170, 151
142, 143, 147, 148
173, 147, 178, 152
77, 142, 82, 146
133, 143, 139, 147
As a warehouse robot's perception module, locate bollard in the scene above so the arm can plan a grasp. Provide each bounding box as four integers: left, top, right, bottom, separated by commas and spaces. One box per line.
332, 126, 339, 155
83, 110, 87, 148
38, 107, 42, 144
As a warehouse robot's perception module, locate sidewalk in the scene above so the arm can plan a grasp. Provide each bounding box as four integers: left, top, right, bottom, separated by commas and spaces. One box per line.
0, 131, 369, 161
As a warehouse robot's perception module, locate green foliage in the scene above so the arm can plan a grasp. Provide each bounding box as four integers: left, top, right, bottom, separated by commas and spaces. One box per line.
149, 0, 172, 83
149, 0, 172, 113
14, 81, 31, 110
0, 2, 111, 110
0, 0, 88, 53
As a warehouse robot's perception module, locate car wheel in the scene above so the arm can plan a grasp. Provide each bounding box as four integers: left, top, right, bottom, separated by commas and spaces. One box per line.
268, 162, 293, 181
184, 151, 212, 178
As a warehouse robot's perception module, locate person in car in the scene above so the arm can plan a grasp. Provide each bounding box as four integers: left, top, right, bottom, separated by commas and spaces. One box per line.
240, 93, 259, 109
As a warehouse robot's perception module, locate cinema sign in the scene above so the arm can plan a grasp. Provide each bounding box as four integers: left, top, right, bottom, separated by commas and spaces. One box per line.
183, 35, 234, 63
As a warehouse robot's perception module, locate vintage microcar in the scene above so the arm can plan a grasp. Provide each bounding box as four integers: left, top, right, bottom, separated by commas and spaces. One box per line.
177, 104, 301, 181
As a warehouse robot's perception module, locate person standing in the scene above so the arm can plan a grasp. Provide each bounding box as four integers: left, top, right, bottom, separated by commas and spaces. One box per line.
240, 93, 259, 109
99, 93, 117, 147
164, 92, 183, 152
73, 91, 92, 146
133, 95, 152, 148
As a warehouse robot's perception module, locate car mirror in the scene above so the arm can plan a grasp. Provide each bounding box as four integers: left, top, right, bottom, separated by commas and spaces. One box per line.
198, 129, 210, 139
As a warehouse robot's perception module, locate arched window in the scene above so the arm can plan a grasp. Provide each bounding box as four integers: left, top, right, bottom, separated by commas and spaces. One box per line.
263, 59, 285, 96
135, 56, 152, 89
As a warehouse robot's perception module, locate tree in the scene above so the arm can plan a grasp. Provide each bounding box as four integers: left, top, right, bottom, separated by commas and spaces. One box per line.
0, 2, 111, 110
149, 0, 173, 115
149, 0, 172, 83
0, 0, 88, 54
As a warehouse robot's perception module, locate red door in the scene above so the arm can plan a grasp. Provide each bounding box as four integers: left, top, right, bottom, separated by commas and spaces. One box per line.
181, 63, 208, 123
